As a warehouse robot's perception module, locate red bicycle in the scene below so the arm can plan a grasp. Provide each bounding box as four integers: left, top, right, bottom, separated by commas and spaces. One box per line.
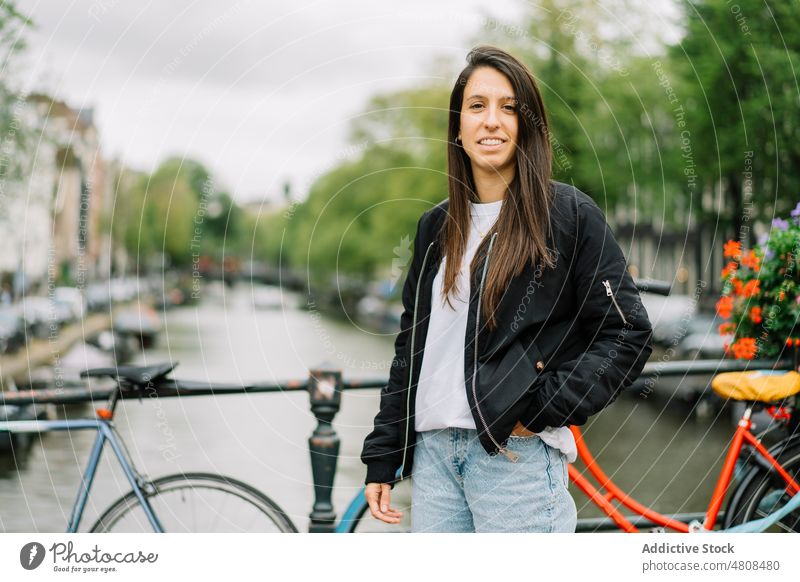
569, 371, 800, 532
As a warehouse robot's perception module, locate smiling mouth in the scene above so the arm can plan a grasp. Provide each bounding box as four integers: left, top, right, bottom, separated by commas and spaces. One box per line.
477, 138, 506, 146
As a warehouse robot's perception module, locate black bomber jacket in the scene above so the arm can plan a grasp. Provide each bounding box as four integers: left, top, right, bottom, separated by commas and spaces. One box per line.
361, 181, 654, 487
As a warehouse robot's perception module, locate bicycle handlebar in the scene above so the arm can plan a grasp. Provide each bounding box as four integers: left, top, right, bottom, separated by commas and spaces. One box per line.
634, 278, 672, 296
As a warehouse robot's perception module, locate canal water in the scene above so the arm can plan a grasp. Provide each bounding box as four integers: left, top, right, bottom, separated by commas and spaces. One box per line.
0, 282, 736, 532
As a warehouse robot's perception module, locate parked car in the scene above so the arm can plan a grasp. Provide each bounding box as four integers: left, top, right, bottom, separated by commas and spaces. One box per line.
675, 312, 728, 360
16, 296, 60, 339
53, 287, 86, 322
110, 277, 140, 303
639, 291, 698, 348
0, 306, 26, 354
86, 282, 113, 313
113, 304, 162, 348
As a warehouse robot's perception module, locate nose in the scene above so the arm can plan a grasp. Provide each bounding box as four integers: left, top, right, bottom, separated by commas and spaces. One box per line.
484, 103, 500, 129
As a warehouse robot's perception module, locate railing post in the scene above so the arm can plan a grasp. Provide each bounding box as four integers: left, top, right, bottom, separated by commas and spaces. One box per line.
307, 363, 342, 533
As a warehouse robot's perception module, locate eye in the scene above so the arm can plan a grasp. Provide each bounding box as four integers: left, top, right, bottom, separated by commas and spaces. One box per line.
469, 102, 484, 110
503, 104, 516, 112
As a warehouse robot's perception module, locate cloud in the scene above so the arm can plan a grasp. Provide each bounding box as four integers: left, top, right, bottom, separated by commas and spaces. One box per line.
15, 0, 526, 198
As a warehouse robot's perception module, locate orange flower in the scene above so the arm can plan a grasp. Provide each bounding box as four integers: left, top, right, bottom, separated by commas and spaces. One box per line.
748, 306, 762, 323
742, 280, 760, 297
721, 261, 738, 278
787, 338, 794, 347
732, 337, 757, 359
779, 290, 786, 301
732, 278, 744, 295
716, 296, 734, 319
724, 240, 742, 259
719, 322, 736, 335
795, 338, 800, 347
740, 250, 760, 270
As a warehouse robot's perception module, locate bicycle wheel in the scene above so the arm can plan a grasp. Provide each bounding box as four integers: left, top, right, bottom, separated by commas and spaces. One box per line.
724, 439, 800, 532
90, 472, 297, 532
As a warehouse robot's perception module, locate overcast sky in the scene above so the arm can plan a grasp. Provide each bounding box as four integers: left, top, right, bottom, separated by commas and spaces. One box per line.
16, 0, 680, 203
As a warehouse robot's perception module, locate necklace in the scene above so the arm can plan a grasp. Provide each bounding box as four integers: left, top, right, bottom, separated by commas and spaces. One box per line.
471, 216, 492, 238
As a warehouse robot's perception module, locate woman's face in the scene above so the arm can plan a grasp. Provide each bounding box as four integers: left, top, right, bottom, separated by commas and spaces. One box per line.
458, 66, 519, 179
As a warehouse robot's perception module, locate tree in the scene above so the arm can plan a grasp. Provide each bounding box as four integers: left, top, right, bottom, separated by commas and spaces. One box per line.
112, 158, 244, 270
672, 0, 800, 238
0, 2, 33, 185
282, 84, 451, 289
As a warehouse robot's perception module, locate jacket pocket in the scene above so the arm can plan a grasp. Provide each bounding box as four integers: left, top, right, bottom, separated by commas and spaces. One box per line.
475, 334, 545, 422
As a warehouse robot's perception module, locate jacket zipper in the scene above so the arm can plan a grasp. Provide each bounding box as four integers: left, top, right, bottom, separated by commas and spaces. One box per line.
471, 233, 520, 462
399, 241, 435, 480
602, 279, 629, 326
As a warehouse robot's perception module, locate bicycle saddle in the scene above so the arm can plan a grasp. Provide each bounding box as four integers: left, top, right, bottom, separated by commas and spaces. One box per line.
711, 370, 800, 402
80, 363, 177, 386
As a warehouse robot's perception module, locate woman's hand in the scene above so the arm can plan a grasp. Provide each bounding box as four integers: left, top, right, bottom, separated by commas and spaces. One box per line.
365, 482, 404, 524
511, 420, 536, 437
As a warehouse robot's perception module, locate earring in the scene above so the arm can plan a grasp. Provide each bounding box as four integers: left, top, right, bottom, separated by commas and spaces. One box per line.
456, 135, 462, 145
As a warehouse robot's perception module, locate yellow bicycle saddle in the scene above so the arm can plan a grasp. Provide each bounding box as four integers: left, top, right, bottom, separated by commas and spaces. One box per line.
711, 370, 800, 402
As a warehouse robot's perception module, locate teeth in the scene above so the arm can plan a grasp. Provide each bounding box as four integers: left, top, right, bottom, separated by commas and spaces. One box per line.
479, 139, 503, 145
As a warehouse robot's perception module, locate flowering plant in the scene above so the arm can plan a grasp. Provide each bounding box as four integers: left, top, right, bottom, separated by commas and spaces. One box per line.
717, 204, 800, 360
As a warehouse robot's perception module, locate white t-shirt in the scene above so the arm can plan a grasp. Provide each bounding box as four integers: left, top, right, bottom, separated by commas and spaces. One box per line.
414, 197, 577, 463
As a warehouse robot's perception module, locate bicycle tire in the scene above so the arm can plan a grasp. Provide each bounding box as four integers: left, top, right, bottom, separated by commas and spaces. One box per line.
724, 438, 800, 532
90, 472, 297, 533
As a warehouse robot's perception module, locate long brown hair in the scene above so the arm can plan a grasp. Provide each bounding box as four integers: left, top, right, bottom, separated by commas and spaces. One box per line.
441, 45, 556, 330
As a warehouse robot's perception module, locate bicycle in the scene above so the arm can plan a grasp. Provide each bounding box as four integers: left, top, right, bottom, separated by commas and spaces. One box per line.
0, 363, 297, 533
567, 398, 800, 533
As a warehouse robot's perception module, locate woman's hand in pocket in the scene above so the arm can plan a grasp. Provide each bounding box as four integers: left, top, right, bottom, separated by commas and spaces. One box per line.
511, 421, 536, 436
511, 420, 536, 437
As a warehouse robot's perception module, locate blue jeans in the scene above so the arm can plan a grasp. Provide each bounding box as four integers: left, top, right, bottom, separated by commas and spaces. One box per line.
411, 427, 577, 532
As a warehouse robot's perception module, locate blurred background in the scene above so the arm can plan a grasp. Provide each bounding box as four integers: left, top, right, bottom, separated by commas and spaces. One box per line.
0, 0, 798, 532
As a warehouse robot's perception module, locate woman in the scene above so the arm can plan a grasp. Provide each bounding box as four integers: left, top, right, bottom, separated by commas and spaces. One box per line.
361, 45, 653, 532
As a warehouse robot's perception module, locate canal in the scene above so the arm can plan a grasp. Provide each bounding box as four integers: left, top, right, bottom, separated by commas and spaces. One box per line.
0, 282, 736, 532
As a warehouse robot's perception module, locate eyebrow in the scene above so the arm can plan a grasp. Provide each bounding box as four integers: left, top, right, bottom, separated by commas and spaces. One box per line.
466, 94, 517, 101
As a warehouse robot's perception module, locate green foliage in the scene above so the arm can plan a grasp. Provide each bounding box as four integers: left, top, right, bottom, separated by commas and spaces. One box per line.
145, 163, 199, 266
0, 1, 31, 65
111, 159, 252, 270
0, 1, 33, 184
282, 84, 451, 287
672, 0, 800, 228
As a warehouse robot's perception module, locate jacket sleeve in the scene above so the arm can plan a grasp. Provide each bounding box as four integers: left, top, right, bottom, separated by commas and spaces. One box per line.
361, 213, 426, 487
522, 200, 654, 432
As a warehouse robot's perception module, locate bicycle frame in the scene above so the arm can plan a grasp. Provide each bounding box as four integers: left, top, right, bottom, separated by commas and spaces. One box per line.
0, 418, 164, 533
568, 407, 800, 532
